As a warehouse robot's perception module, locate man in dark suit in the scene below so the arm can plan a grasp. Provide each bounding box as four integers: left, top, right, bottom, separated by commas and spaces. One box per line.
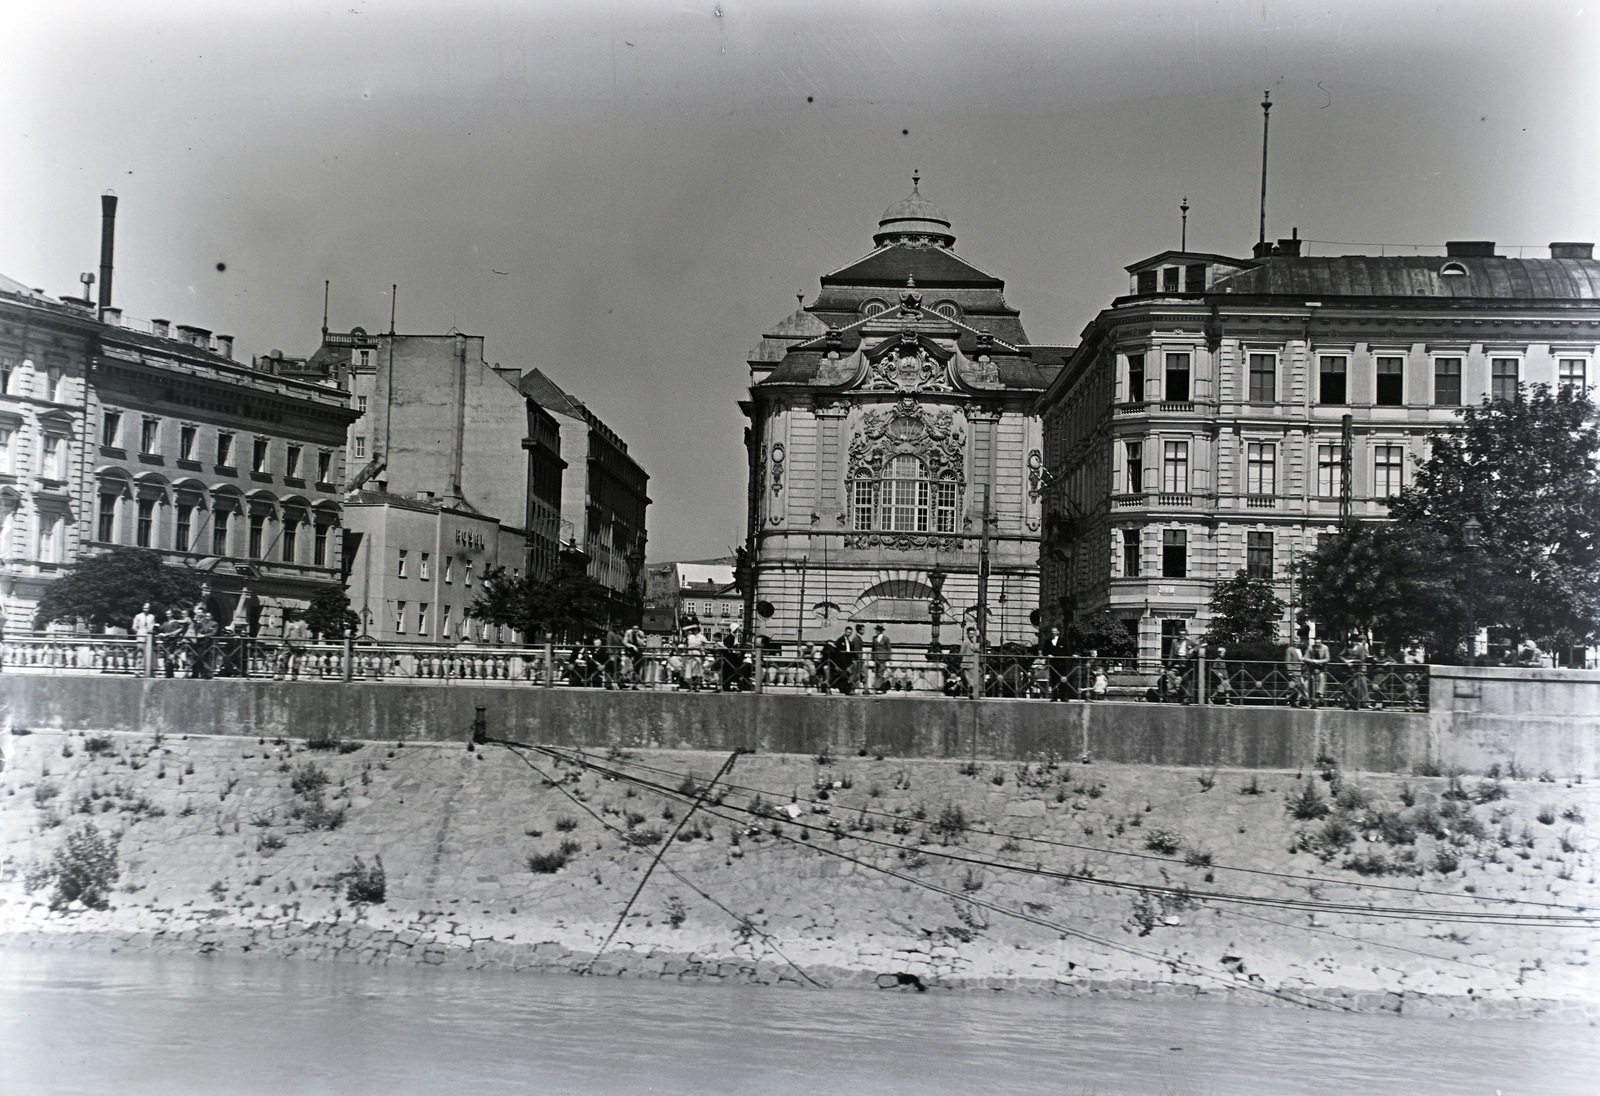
1041, 624, 1072, 701
846, 623, 866, 693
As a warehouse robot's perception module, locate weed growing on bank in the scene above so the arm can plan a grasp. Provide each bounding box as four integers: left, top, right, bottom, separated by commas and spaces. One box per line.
24, 822, 120, 911
338, 856, 386, 904
528, 840, 582, 873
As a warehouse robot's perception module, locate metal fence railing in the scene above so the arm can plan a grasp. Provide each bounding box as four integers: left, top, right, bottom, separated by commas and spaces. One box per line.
0, 635, 1430, 710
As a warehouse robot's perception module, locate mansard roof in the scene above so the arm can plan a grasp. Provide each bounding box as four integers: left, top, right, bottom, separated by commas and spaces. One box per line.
1211, 255, 1600, 300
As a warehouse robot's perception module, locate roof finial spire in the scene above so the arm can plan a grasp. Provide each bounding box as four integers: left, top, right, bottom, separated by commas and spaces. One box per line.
912, 170, 920, 190
796, 292, 805, 307
1180, 196, 1190, 252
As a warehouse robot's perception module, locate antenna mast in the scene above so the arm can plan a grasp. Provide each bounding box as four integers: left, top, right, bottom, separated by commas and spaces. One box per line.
1180, 196, 1190, 252
321, 280, 330, 340
1258, 91, 1272, 249
389, 284, 398, 335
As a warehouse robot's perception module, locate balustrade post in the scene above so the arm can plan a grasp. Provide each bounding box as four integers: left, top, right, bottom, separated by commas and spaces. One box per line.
143, 633, 155, 679
1198, 654, 1208, 705
543, 642, 554, 687
342, 636, 354, 682
752, 642, 763, 695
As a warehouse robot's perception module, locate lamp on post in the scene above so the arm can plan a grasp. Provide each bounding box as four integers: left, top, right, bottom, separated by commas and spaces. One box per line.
1462, 516, 1483, 665
625, 541, 647, 626
927, 566, 947, 658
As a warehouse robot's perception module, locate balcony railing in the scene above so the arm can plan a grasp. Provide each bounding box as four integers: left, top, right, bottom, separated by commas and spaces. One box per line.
1245, 495, 1276, 509
1157, 493, 1193, 507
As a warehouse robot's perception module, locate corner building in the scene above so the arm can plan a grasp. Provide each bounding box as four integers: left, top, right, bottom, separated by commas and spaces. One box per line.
1037, 238, 1600, 661
744, 183, 1064, 650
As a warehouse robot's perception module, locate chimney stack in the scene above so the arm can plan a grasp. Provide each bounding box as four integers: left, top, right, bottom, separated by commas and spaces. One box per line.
1446, 241, 1497, 258
215, 334, 234, 359
98, 192, 118, 310
101, 307, 122, 327
1550, 242, 1594, 260
151, 318, 169, 338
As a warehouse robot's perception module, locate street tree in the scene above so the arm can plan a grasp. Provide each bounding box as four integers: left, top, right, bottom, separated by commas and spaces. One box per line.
1297, 524, 1461, 656
469, 552, 615, 642
33, 547, 201, 632
293, 584, 359, 639
1203, 570, 1287, 656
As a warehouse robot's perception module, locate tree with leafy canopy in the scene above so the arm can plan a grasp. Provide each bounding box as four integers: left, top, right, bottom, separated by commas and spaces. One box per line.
1203, 570, 1288, 656
291, 584, 359, 640
33, 547, 202, 632
1297, 383, 1600, 661
469, 551, 616, 642
1065, 610, 1137, 658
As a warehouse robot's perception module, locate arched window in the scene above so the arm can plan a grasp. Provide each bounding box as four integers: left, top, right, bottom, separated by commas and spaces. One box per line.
883, 454, 928, 531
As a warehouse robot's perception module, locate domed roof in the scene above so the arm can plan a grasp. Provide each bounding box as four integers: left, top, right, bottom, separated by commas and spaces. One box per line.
874, 174, 956, 249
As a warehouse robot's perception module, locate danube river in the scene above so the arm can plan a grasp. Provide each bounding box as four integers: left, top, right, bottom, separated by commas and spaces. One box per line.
1, 950, 1591, 1095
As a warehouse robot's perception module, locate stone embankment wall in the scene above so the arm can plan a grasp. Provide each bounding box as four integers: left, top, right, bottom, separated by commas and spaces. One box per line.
2, 728, 1597, 1020
9, 667, 1599, 775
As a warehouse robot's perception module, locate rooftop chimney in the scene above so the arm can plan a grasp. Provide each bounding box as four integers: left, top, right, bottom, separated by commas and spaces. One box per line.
1446, 241, 1497, 258
101, 307, 122, 327
174, 324, 211, 347
215, 334, 234, 359
98, 192, 117, 310
150, 318, 170, 338
1550, 242, 1594, 260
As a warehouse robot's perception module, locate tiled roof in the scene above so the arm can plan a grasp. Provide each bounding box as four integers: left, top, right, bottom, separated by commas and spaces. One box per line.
1213, 256, 1600, 300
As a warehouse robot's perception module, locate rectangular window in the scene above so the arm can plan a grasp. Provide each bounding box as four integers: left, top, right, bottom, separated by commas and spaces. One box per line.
217, 432, 234, 467
933, 482, 958, 533
1246, 442, 1276, 496
464, 560, 474, 587
1318, 355, 1347, 405
38, 515, 60, 563
1126, 353, 1145, 403
1374, 444, 1405, 498
98, 493, 117, 542
353, 436, 366, 459
1136, 270, 1158, 294
248, 514, 265, 559
282, 521, 298, 562
0, 357, 10, 392
286, 446, 301, 479
1375, 356, 1405, 406
1164, 353, 1190, 403
1124, 441, 1143, 493
1247, 531, 1273, 580
42, 436, 62, 479
102, 411, 121, 448
176, 504, 193, 552
417, 602, 429, 636
1316, 444, 1344, 497
1162, 529, 1187, 578
358, 350, 371, 369
441, 605, 452, 639
1434, 357, 1462, 405
397, 549, 408, 578
140, 418, 160, 455
444, 557, 454, 584
313, 524, 328, 566
252, 439, 269, 473
357, 394, 368, 414
1184, 264, 1207, 292
317, 451, 332, 483
1122, 528, 1141, 577
179, 425, 196, 461
1161, 440, 1189, 494
1162, 267, 1180, 293
395, 601, 407, 634
420, 552, 431, 580
1491, 358, 1519, 403
0, 427, 11, 474
852, 479, 875, 530
136, 499, 154, 547
1248, 353, 1275, 403
1559, 358, 1588, 396
213, 512, 230, 556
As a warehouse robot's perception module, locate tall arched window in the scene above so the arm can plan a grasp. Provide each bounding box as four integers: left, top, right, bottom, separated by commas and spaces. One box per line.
883, 455, 928, 531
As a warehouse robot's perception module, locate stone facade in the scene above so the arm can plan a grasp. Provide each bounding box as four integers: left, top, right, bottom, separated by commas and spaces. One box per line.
1038, 240, 1600, 662
744, 182, 1064, 652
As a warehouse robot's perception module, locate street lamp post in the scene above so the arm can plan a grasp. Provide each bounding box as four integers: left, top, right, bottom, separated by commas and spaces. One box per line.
927, 567, 947, 657
1462, 516, 1483, 665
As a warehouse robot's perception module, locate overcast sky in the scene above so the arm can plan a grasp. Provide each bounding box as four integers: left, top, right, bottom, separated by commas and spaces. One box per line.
4, 0, 1596, 560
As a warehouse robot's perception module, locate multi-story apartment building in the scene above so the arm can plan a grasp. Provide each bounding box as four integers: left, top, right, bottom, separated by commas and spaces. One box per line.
1037, 237, 1600, 660
744, 180, 1065, 650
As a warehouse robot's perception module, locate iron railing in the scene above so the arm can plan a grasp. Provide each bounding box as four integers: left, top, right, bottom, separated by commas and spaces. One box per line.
0, 635, 1431, 709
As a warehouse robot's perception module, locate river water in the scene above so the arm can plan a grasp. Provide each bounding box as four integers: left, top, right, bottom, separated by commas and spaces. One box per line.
0, 950, 1592, 1095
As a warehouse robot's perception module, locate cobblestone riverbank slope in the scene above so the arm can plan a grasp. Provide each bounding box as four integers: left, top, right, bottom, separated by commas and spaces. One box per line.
2, 729, 1596, 1021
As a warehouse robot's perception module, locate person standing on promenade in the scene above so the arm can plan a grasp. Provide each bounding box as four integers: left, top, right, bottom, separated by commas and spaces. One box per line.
871, 625, 892, 692
622, 623, 646, 689
1285, 640, 1308, 707
846, 623, 865, 693
1342, 634, 1372, 709
1041, 624, 1071, 701
1304, 635, 1331, 708
131, 602, 158, 675
191, 608, 218, 679
683, 625, 707, 691
959, 626, 982, 698
603, 624, 624, 689
1169, 630, 1196, 705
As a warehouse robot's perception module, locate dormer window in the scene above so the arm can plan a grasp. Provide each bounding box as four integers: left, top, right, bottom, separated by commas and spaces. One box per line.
1184, 264, 1207, 292
1440, 261, 1468, 277
1136, 270, 1158, 295
861, 298, 889, 317
1162, 267, 1180, 293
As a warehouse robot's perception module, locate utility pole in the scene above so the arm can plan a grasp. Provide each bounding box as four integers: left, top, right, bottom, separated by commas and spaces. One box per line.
1258, 91, 1272, 250
975, 483, 992, 700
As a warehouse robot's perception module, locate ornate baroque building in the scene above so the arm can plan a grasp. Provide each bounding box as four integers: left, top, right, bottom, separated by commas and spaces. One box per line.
743, 181, 1065, 650
1037, 237, 1600, 661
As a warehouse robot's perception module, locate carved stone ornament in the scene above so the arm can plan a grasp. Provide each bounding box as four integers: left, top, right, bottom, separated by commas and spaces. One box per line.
770, 442, 786, 495
813, 397, 852, 418
844, 532, 966, 552
863, 340, 953, 394
1026, 448, 1045, 500
847, 397, 965, 484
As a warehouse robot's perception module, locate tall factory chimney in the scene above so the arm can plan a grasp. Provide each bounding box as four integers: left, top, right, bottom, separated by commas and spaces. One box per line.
98, 192, 118, 312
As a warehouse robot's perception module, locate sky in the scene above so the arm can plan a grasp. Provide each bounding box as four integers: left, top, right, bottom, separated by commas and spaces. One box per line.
3, 0, 1597, 561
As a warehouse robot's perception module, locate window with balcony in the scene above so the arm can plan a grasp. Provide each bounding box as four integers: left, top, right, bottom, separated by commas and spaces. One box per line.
1374, 444, 1405, 499
252, 439, 270, 473
213, 512, 230, 556
1559, 359, 1588, 396
248, 514, 265, 559
1375, 357, 1405, 406
286, 446, 301, 479
179, 425, 196, 461
1164, 354, 1190, 403
1247, 531, 1273, 580
136, 499, 155, 547
217, 432, 235, 467
1246, 442, 1276, 497
140, 418, 160, 455
1491, 358, 1519, 403
1122, 528, 1141, 577
313, 524, 328, 567
176, 504, 193, 552
1161, 441, 1189, 495
1434, 358, 1462, 405
1126, 353, 1145, 403
1248, 353, 1275, 403
1162, 529, 1187, 578
102, 412, 121, 449
1318, 356, 1347, 405
1316, 444, 1344, 497
1124, 441, 1143, 493
97, 493, 117, 542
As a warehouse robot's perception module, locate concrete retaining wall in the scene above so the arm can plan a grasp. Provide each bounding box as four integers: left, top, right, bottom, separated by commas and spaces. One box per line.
11, 670, 1593, 775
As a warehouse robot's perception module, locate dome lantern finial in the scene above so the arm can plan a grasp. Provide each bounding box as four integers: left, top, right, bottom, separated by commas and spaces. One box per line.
875, 176, 955, 249
912, 170, 920, 189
